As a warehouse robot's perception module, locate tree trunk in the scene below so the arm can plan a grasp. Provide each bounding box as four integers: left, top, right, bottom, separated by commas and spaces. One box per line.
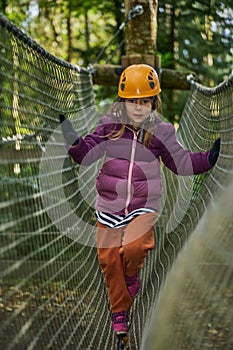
122, 0, 159, 68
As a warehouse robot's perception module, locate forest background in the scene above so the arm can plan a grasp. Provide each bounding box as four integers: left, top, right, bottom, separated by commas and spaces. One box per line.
0, 0, 232, 122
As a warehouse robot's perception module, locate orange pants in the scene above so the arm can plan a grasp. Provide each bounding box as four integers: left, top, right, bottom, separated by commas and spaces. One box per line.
96, 212, 157, 313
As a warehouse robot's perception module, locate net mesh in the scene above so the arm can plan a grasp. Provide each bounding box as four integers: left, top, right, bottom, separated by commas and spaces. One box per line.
0, 14, 233, 350
143, 80, 233, 350
143, 176, 233, 350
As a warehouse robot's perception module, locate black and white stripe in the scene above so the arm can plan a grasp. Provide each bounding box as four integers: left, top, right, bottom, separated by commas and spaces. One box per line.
96, 208, 156, 228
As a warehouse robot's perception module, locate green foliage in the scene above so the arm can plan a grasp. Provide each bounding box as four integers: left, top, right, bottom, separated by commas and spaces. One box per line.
2, 0, 125, 66
157, 0, 233, 85
158, 52, 174, 68
1, 0, 231, 120
1, 0, 232, 85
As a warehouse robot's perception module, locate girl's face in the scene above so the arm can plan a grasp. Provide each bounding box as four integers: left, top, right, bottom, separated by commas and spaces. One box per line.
125, 98, 153, 126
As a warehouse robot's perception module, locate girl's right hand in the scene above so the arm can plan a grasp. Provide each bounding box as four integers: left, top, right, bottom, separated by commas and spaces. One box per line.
59, 114, 79, 146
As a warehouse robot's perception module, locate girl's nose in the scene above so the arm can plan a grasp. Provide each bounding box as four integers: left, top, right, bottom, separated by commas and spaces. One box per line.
135, 100, 142, 108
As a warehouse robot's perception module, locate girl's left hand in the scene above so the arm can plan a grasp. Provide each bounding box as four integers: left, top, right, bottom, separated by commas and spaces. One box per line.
208, 138, 221, 166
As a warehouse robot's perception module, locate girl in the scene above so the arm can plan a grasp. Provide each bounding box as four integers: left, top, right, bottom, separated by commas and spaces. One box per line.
59, 64, 220, 336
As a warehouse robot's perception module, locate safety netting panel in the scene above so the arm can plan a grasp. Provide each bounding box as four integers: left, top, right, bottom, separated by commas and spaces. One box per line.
1, 12, 233, 350
0, 13, 107, 350
142, 78, 233, 350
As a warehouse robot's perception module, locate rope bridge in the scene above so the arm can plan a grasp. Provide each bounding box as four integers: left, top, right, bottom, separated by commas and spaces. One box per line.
0, 14, 232, 350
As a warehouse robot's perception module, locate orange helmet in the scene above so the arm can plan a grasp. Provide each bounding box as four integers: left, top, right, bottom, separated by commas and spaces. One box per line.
118, 64, 161, 98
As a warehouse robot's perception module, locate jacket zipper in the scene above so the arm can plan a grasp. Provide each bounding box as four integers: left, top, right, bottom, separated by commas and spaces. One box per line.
125, 130, 138, 214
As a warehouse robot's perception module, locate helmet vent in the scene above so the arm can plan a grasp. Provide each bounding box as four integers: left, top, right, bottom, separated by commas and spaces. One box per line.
148, 73, 154, 80
148, 71, 155, 89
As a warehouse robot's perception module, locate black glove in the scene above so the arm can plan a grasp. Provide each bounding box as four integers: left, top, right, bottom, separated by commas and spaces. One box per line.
208, 137, 220, 166
59, 114, 79, 146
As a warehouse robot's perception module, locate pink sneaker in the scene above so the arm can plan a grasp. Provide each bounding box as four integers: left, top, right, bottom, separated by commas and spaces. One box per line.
112, 311, 128, 334
126, 272, 141, 298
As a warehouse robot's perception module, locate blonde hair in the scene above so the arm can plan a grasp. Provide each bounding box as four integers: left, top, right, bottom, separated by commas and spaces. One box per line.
105, 95, 162, 147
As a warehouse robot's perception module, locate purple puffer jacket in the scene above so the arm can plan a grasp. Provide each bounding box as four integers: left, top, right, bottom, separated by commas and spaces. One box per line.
68, 115, 212, 215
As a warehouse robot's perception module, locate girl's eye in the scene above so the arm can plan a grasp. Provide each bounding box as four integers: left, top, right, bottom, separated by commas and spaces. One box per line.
142, 99, 152, 104
126, 98, 152, 104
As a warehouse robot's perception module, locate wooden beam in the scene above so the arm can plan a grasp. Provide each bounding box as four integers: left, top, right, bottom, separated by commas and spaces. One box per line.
160, 69, 195, 90
92, 64, 122, 87
92, 64, 195, 90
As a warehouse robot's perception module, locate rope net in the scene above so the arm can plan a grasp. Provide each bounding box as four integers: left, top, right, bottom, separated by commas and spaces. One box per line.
0, 14, 232, 350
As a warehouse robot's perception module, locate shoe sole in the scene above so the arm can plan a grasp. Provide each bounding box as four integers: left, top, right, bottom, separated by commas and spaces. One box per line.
117, 333, 128, 349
